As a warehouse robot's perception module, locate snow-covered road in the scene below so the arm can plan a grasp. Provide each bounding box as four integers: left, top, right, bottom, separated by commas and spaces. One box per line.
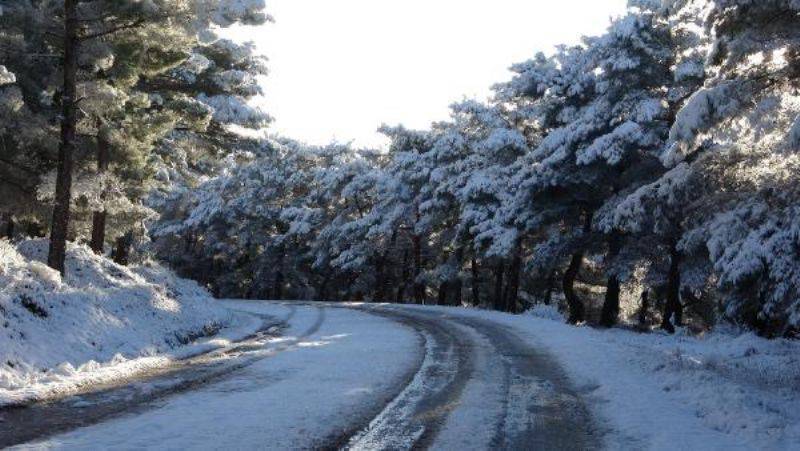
3, 301, 595, 450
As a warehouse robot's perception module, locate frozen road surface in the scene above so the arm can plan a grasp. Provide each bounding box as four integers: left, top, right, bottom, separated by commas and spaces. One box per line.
2, 301, 596, 450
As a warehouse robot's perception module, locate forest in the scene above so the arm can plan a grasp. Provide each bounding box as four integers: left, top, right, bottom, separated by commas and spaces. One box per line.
2, 0, 800, 339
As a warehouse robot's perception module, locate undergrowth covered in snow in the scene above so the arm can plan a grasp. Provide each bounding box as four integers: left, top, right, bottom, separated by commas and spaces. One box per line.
0, 239, 237, 405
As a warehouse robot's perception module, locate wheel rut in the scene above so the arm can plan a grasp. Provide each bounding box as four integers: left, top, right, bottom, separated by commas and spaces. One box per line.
334, 305, 597, 451
339, 307, 475, 451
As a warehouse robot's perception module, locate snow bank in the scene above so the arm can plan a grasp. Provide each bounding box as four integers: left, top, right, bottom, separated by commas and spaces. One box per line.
405, 304, 800, 450
0, 239, 247, 406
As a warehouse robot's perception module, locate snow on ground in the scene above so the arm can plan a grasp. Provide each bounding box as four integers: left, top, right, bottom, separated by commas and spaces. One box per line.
4, 292, 798, 450
400, 304, 800, 450
0, 239, 258, 407
17, 302, 420, 450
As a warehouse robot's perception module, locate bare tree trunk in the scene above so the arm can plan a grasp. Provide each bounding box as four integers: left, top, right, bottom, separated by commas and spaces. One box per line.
437, 280, 449, 306
563, 212, 592, 324
503, 240, 522, 313
2, 214, 13, 239
396, 246, 410, 303
601, 276, 621, 327
563, 251, 585, 324
543, 269, 555, 305
90, 135, 110, 254
184, 232, 194, 253
412, 233, 424, 304
661, 241, 682, 333
112, 231, 133, 266
470, 257, 480, 306
374, 231, 396, 302
493, 260, 505, 311
317, 273, 330, 301
48, 0, 79, 275
450, 246, 465, 307
600, 231, 623, 327
273, 252, 285, 300
638, 289, 650, 328
452, 277, 463, 306
374, 255, 387, 302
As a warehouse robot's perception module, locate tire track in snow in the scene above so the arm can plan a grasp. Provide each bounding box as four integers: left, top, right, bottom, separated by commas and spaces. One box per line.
448, 315, 597, 450
340, 307, 475, 451
332, 305, 597, 451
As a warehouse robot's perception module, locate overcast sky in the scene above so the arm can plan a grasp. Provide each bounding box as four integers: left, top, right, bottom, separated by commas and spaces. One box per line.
227, 0, 629, 147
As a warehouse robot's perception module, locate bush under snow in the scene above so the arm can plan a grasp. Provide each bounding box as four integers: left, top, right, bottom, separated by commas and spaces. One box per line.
0, 239, 235, 404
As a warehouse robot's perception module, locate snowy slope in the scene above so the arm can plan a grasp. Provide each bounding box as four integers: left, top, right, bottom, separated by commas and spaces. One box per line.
0, 239, 254, 406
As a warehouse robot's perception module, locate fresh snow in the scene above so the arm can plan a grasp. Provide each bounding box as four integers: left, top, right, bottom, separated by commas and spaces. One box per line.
402, 304, 800, 450
0, 239, 257, 406
7, 300, 799, 450
16, 302, 419, 450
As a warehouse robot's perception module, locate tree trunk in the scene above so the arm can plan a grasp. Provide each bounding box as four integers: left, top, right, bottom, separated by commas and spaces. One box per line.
543, 269, 555, 305
183, 232, 193, 253
273, 252, 285, 300
273, 271, 284, 300
600, 231, 623, 327
450, 246, 465, 307
2, 215, 13, 239
374, 231, 396, 302
470, 257, 480, 306
563, 251, 585, 324
47, 0, 79, 275
503, 240, 522, 313
412, 233, 424, 304
374, 255, 386, 302
437, 280, 449, 306
493, 260, 505, 311
601, 276, 621, 327
90, 135, 111, 254
661, 241, 682, 333
563, 212, 592, 324
318, 274, 330, 301
396, 246, 410, 303
638, 289, 650, 328
112, 231, 133, 266
452, 277, 463, 307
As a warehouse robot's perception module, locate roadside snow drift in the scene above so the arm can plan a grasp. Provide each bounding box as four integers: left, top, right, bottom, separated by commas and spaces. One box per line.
0, 239, 237, 405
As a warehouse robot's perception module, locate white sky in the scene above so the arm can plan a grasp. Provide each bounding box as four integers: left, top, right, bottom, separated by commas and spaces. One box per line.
227, 0, 629, 147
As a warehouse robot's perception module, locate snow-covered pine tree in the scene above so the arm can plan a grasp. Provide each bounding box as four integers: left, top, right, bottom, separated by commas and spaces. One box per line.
291, 145, 386, 301
643, 0, 800, 336
422, 100, 528, 310
604, 0, 713, 332
369, 125, 436, 303
0, 0, 270, 273
577, 2, 679, 327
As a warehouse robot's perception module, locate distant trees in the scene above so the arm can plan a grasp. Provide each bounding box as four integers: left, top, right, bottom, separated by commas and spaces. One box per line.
3, 0, 799, 337
151, 0, 800, 338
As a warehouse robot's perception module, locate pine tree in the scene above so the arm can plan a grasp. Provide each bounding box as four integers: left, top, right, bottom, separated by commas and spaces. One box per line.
0, 0, 270, 272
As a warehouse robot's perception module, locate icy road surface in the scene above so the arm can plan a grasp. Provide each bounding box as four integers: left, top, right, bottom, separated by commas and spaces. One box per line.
3, 301, 595, 450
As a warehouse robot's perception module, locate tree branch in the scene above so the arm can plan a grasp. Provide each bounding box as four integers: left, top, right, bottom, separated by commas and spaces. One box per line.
78, 19, 145, 41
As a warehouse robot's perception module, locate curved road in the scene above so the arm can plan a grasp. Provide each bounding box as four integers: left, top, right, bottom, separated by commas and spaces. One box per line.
1, 302, 598, 450
344, 305, 597, 450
